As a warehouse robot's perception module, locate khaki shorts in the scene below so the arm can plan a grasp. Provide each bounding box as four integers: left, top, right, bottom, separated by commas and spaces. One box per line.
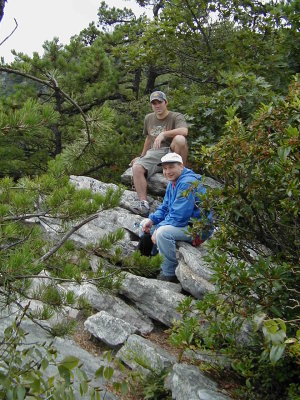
134, 147, 170, 179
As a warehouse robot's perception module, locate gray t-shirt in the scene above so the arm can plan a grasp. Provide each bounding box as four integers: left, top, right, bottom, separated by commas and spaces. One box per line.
143, 111, 187, 148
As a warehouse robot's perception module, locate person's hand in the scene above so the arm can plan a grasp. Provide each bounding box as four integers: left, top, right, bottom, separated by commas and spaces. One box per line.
151, 230, 157, 244
129, 156, 140, 166
153, 132, 165, 150
141, 218, 153, 233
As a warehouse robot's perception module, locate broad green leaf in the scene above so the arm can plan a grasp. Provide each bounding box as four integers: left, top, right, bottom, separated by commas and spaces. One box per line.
253, 313, 266, 331
41, 358, 49, 370
59, 355, 79, 370
16, 386, 26, 400
95, 366, 105, 379
270, 344, 286, 363
103, 366, 114, 381
285, 338, 297, 344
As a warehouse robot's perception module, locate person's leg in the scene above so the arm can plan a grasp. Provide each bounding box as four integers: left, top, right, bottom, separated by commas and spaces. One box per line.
132, 163, 148, 201
131, 148, 169, 216
155, 225, 192, 276
170, 135, 188, 165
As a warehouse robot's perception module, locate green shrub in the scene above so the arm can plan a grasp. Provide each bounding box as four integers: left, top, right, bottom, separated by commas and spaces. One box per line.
172, 76, 300, 399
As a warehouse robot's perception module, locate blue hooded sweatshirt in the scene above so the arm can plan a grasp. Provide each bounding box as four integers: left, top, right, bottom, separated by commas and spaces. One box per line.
149, 167, 213, 236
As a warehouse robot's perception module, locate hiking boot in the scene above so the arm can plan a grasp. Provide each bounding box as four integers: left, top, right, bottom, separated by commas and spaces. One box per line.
156, 272, 179, 283
132, 200, 150, 217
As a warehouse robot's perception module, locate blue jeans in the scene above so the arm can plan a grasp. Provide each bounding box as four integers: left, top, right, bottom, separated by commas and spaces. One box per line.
139, 224, 193, 277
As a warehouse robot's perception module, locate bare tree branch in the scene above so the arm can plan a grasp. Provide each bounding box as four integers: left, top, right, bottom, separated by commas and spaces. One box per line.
0, 18, 18, 46
2, 212, 50, 222
37, 213, 99, 264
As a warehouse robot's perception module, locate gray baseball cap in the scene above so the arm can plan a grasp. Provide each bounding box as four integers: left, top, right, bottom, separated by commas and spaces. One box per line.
150, 91, 167, 103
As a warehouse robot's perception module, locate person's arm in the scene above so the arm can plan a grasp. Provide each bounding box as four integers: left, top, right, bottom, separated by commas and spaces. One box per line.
141, 218, 153, 233
148, 186, 171, 225
153, 113, 188, 149
164, 126, 188, 138
140, 135, 151, 156
157, 181, 200, 227
153, 127, 188, 150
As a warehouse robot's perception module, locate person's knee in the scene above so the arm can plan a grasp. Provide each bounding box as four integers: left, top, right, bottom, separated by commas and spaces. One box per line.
156, 226, 172, 243
133, 163, 146, 177
171, 135, 187, 149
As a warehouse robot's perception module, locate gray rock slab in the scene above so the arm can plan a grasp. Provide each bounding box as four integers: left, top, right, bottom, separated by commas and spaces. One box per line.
176, 260, 215, 299
27, 269, 53, 294
116, 334, 177, 373
84, 310, 137, 346
119, 272, 186, 327
20, 298, 79, 326
121, 167, 168, 196
176, 242, 215, 299
69, 175, 160, 216
165, 363, 232, 400
53, 337, 120, 400
183, 349, 231, 368
121, 168, 223, 195
177, 242, 214, 281
69, 211, 133, 248
62, 282, 154, 335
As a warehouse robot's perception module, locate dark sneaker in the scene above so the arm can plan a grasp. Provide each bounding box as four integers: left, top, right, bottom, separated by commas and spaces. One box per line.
132, 200, 150, 217
157, 272, 179, 283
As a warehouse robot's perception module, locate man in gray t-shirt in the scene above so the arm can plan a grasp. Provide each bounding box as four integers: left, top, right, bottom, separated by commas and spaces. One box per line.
130, 91, 188, 216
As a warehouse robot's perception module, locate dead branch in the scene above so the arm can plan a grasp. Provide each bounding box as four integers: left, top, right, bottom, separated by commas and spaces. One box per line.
0, 18, 18, 46
37, 213, 99, 264
2, 212, 49, 222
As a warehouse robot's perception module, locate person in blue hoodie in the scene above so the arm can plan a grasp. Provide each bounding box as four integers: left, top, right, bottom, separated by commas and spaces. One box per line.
140, 152, 213, 282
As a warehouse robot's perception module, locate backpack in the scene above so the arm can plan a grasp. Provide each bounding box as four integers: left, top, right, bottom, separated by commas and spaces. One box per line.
137, 233, 154, 256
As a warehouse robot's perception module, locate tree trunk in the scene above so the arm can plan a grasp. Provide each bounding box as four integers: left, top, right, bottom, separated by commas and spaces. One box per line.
144, 65, 159, 94
53, 89, 63, 155
132, 68, 141, 100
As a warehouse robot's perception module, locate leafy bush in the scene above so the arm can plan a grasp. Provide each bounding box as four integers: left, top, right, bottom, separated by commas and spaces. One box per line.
0, 314, 125, 399
188, 71, 276, 148
0, 316, 89, 399
171, 76, 300, 399
202, 75, 299, 263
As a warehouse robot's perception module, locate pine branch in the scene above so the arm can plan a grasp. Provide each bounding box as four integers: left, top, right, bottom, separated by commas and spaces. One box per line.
45, 72, 91, 144
0, 66, 91, 157
0, 227, 34, 251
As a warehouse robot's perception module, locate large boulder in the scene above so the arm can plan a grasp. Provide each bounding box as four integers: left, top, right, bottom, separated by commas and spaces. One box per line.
116, 334, 177, 373
121, 168, 223, 197
119, 272, 188, 327
62, 282, 154, 335
176, 241, 215, 299
84, 310, 138, 347
121, 167, 168, 196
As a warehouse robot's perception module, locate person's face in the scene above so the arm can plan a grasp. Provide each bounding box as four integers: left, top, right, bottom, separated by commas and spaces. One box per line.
162, 163, 184, 182
151, 99, 168, 116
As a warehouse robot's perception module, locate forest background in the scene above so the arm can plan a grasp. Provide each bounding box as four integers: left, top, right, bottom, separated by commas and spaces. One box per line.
0, 1, 299, 399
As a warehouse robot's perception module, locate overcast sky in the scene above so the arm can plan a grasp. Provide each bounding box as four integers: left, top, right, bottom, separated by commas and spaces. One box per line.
0, 0, 149, 63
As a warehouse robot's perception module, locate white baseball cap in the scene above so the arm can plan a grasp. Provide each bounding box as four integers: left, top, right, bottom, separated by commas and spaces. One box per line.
157, 152, 183, 166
